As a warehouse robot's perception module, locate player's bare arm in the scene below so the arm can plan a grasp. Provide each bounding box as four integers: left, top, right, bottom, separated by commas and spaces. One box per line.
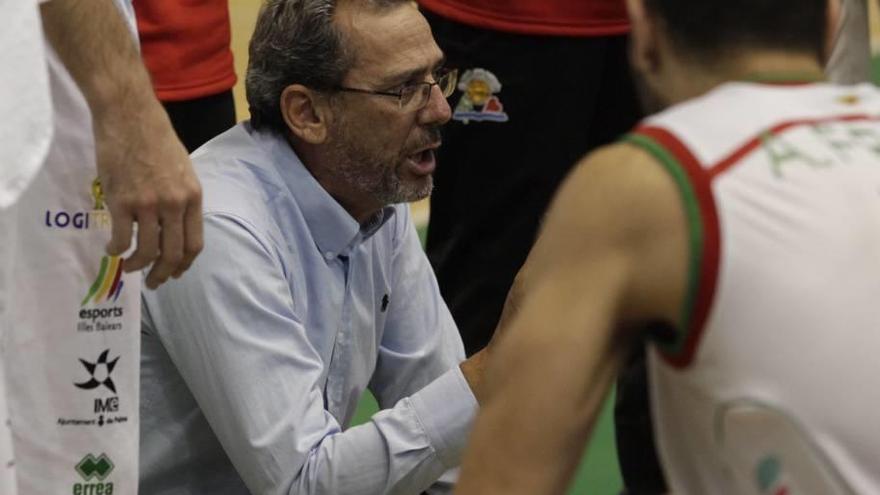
40, 0, 203, 289
456, 143, 690, 495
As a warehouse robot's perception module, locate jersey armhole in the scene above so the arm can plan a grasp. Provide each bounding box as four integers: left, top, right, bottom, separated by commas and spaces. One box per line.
622, 127, 721, 368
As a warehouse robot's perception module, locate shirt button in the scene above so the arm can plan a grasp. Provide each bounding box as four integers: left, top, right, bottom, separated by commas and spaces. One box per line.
324, 251, 335, 260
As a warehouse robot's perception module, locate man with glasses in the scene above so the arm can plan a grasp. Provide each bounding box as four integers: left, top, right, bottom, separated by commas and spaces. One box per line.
139, 1, 486, 494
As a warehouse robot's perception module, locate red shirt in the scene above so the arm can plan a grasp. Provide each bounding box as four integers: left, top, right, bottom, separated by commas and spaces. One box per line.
417, 0, 629, 37
133, 0, 236, 102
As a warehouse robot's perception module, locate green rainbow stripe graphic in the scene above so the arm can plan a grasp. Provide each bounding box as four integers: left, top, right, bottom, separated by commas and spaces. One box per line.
82, 256, 124, 306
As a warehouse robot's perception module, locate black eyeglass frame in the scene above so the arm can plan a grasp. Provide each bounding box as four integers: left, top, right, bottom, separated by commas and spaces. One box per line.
331, 68, 459, 110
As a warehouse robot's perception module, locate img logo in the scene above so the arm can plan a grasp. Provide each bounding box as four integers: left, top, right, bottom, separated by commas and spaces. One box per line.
74, 349, 119, 395
73, 453, 114, 494
44, 177, 111, 231
77, 256, 124, 333
59, 348, 129, 429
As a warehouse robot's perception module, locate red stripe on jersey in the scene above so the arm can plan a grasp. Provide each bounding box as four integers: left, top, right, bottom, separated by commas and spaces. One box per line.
710, 114, 879, 179
634, 126, 722, 368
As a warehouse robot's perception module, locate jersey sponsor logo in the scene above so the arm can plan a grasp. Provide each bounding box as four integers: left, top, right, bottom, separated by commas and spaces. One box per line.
82, 256, 124, 306
452, 68, 509, 124
45, 210, 94, 229
762, 122, 880, 179
74, 349, 119, 394
74, 453, 115, 494
836, 94, 860, 106
44, 177, 111, 231
78, 256, 124, 333
58, 350, 129, 429
90, 178, 106, 211
756, 455, 789, 495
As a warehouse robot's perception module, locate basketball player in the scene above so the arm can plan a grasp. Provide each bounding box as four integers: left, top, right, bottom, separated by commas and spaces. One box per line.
456, 0, 880, 493
0, 0, 201, 493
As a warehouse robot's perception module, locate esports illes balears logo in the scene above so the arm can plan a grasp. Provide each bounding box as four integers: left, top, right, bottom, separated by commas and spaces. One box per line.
77, 256, 125, 333
74, 453, 115, 494
82, 256, 124, 307
58, 350, 129, 428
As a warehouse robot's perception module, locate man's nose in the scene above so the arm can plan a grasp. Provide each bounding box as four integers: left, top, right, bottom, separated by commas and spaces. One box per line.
418, 84, 452, 126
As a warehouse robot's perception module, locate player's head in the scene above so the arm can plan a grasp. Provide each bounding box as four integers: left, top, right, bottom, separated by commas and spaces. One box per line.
625, 0, 837, 111
246, 0, 452, 216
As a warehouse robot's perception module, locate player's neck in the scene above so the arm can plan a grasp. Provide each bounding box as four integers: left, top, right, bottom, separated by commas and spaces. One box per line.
663, 51, 825, 106
730, 52, 825, 85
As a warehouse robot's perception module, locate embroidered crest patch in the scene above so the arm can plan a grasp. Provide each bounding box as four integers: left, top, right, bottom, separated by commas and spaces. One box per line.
452, 68, 509, 124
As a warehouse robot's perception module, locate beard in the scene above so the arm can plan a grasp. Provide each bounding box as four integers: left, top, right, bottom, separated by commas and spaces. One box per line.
326, 119, 442, 206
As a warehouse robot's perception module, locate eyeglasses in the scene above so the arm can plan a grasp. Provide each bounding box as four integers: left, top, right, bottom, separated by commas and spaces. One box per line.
332, 68, 458, 111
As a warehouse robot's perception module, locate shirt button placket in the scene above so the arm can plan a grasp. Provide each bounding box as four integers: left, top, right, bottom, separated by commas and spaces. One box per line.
328, 253, 352, 417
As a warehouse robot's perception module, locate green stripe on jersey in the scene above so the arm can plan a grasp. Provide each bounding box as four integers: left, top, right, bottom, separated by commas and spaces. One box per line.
623, 133, 704, 357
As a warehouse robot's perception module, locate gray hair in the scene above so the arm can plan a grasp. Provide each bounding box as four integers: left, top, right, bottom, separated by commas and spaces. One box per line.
246, 0, 409, 133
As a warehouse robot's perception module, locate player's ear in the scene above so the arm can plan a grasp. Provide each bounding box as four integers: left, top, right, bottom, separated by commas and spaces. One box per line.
280, 84, 330, 144
626, 0, 661, 74
822, 0, 842, 64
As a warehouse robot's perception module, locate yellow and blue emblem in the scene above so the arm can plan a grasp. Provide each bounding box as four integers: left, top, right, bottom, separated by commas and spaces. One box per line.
453, 68, 509, 124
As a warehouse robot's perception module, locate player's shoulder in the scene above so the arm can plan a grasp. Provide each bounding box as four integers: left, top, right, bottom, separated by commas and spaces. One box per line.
535, 141, 689, 324
563, 142, 680, 215
544, 141, 688, 257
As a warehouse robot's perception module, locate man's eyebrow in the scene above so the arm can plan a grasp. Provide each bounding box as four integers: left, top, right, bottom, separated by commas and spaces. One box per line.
378, 55, 447, 87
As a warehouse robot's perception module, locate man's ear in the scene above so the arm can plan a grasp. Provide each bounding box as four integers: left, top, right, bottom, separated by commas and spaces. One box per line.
823, 0, 843, 64
280, 84, 330, 144
625, 0, 661, 74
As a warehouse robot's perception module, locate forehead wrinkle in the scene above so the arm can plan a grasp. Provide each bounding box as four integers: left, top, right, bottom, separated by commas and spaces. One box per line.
339, 3, 440, 86
377, 47, 445, 86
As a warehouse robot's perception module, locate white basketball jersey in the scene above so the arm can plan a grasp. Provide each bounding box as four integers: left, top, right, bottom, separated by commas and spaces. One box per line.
0, 2, 142, 493
626, 81, 880, 495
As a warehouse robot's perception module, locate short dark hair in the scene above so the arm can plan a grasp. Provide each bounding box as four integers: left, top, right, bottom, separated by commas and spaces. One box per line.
644, 0, 827, 64
246, 0, 350, 132
246, 0, 409, 133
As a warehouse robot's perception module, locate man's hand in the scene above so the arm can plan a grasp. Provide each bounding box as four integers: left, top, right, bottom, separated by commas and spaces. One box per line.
95, 102, 203, 289
41, 0, 203, 289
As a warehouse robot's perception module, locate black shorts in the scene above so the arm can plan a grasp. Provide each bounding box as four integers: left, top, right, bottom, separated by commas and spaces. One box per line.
424, 10, 641, 354
162, 89, 236, 153
422, 11, 666, 494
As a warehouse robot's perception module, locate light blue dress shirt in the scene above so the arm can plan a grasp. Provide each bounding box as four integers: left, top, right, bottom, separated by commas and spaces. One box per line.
140, 122, 477, 495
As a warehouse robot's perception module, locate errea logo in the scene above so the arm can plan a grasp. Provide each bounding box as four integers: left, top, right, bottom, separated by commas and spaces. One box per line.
76, 453, 113, 481
74, 453, 114, 494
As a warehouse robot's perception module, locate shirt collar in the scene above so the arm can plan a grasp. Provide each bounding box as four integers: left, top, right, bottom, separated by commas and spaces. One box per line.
254, 125, 395, 257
